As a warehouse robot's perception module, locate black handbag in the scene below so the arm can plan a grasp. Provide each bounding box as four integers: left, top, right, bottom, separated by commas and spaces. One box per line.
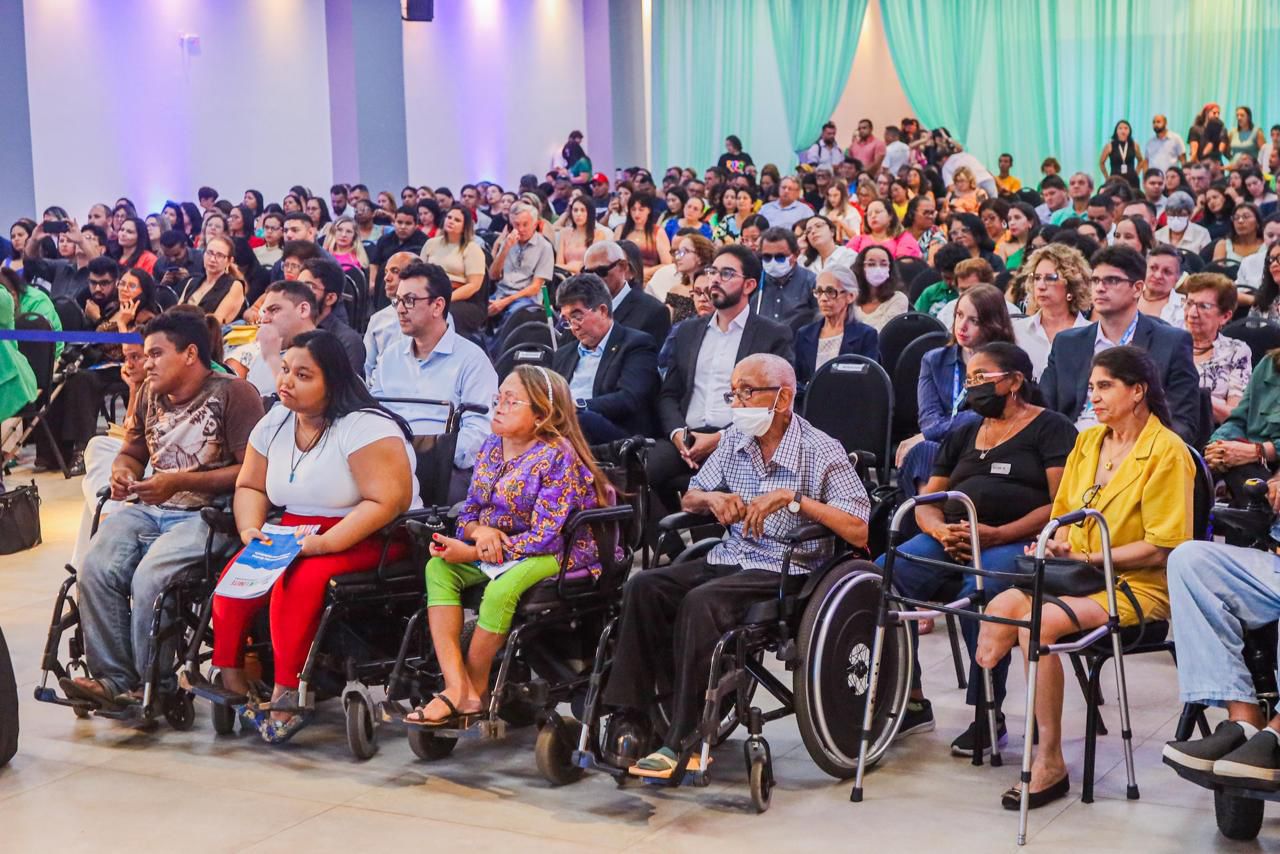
0, 482, 42, 555
1012, 556, 1104, 597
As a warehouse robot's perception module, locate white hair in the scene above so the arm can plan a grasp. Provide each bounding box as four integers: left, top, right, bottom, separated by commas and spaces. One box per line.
737, 353, 797, 391
583, 239, 626, 265
510, 201, 538, 221
819, 264, 858, 296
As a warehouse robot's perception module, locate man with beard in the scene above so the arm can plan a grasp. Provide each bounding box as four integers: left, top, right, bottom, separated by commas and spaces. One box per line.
645, 245, 794, 520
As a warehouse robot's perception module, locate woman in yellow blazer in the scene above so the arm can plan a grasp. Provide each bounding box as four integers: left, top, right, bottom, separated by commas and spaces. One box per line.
976, 345, 1193, 810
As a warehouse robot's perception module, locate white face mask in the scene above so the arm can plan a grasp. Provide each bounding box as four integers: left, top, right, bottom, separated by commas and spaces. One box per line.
731, 390, 782, 437
865, 266, 891, 286
1167, 215, 1189, 232
763, 258, 793, 279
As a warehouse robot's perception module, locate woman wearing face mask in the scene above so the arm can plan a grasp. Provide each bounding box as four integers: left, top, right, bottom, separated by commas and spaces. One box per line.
877, 342, 1076, 755
800, 215, 857, 274
794, 264, 879, 394
1154, 191, 1211, 253
851, 245, 909, 330
896, 284, 1018, 494
846, 200, 923, 260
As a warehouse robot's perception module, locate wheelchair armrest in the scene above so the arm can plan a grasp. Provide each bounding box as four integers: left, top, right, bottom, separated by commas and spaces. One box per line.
199, 506, 237, 537
562, 505, 635, 537
658, 511, 718, 533
784, 522, 833, 545
95, 485, 111, 501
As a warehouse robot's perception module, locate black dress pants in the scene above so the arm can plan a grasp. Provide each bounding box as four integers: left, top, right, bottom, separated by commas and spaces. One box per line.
602, 559, 783, 748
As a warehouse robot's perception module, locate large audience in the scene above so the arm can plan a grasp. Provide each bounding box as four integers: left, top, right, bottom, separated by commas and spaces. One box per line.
6, 106, 1280, 815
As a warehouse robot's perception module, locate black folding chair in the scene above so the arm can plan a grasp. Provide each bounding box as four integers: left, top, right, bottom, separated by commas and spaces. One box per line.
1222, 317, 1280, 366
1177, 249, 1205, 275
892, 330, 947, 443
12, 313, 75, 477
1204, 260, 1241, 283
800, 355, 893, 486
495, 342, 553, 378
908, 267, 941, 304
877, 312, 947, 380
896, 258, 928, 293
343, 268, 370, 334
501, 320, 556, 352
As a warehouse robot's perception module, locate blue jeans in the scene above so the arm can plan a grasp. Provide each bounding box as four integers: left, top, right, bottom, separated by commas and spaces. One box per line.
77, 505, 229, 695
878, 533, 1030, 710
1168, 541, 1280, 708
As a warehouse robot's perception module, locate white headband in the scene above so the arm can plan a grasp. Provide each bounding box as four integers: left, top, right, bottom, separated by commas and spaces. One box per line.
536, 366, 554, 402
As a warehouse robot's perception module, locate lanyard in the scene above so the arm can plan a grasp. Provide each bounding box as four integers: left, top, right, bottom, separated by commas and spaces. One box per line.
951, 359, 967, 416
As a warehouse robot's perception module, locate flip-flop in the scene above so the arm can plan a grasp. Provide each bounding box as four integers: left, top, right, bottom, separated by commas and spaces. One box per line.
59, 677, 123, 710
404, 693, 482, 728
627, 748, 712, 779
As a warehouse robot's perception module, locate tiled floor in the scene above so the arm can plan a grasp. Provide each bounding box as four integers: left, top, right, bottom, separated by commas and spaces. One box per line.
1, 468, 1276, 852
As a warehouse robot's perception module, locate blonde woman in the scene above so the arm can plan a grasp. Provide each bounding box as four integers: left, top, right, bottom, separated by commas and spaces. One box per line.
177, 234, 246, 325
947, 166, 988, 215
323, 215, 370, 271
1012, 243, 1092, 379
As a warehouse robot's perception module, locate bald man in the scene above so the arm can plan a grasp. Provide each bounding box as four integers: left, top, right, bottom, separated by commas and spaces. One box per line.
363, 250, 419, 376
603, 353, 871, 777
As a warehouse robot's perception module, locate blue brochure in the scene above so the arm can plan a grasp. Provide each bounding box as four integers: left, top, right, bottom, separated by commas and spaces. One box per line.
214, 523, 319, 599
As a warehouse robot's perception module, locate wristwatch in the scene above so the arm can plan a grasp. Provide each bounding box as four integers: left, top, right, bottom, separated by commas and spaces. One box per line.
787, 491, 802, 514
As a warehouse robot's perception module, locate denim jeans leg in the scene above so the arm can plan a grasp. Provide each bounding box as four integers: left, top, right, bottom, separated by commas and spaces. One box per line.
77, 506, 155, 694
130, 511, 223, 692
958, 541, 1033, 709
878, 533, 962, 696
1168, 541, 1280, 708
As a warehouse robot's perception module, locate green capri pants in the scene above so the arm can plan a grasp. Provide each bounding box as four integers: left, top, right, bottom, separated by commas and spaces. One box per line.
425, 555, 561, 634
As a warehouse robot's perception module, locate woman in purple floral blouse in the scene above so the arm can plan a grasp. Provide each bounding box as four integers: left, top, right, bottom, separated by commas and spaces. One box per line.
406, 365, 615, 726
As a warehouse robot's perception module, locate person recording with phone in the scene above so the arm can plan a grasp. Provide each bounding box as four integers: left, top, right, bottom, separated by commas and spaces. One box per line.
22, 217, 107, 302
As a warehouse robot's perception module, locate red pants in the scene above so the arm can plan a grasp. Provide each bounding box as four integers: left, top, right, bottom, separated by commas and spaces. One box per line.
211, 513, 407, 689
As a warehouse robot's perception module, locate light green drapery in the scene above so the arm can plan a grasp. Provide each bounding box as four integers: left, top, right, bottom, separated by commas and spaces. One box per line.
650, 0, 866, 172
883, 0, 1280, 184
767, 0, 868, 158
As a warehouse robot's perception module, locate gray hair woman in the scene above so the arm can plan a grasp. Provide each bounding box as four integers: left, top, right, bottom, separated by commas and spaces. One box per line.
794, 263, 880, 393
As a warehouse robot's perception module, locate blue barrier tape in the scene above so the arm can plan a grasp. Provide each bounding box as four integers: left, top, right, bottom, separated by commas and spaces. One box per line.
0, 329, 143, 344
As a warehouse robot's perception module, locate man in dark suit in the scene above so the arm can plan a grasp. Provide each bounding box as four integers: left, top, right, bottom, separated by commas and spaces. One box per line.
582, 240, 671, 346
552, 274, 660, 443
1040, 244, 1199, 444
647, 244, 795, 514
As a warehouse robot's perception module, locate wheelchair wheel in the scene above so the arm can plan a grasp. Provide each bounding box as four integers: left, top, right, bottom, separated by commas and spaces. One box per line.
407, 728, 457, 760
535, 716, 585, 786
210, 673, 236, 736
749, 754, 772, 813
164, 691, 196, 731
793, 560, 912, 779
344, 694, 378, 760
1216, 790, 1264, 841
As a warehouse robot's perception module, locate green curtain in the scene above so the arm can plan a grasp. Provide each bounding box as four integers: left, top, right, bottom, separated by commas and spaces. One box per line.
883, 0, 1280, 185
767, 0, 868, 157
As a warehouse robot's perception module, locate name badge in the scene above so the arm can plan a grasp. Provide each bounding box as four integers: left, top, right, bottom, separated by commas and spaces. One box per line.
1120, 164, 1128, 174
990, 462, 1011, 475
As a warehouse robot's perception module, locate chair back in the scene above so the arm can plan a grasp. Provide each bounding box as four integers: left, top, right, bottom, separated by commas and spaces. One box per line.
801, 355, 893, 484
1194, 388, 1214, 451
1203, 260, 1241, 282
877, 311, 946, 379
52, 297, 85, 332
907, 267, 940, 303
342, 268, 370, 334
896, 258, 927, 293
1177, 249, 1205, 274
1222, 317, 1280, 366
892, 331, 947, 441
502, 320, 554, 351
589, 437, 651, 555
1187, 444, 1213, 541
15, 312, 56, 392
495, 342, 553, 379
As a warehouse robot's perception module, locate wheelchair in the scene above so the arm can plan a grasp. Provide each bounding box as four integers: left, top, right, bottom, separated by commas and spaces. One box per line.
853, 491, 1140, 846
1163, 478, 1280, 841
180, 399, 483, 759
568, 509, 914, 813
376, 436, 649, 770
34, 489, 238, 730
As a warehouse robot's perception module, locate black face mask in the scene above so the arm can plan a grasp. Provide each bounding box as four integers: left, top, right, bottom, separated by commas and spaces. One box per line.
966, 381, 1007, 418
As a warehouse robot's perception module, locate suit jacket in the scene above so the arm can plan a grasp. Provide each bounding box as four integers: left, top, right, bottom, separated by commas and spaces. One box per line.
1040, 312, 1199, 444
657, 310, 795, 436
551, 323, 660, 437
613, 287, 671, 348
794, 316, 880, 391
918, 344, 981, 442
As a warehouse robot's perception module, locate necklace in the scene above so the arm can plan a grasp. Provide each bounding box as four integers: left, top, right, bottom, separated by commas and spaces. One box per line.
978, 414, 1019, 460
288, 415, 326, 483
1102, 436, 1135, 471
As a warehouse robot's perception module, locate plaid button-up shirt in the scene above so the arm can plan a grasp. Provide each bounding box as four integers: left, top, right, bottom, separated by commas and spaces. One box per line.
690, 414, 870, 574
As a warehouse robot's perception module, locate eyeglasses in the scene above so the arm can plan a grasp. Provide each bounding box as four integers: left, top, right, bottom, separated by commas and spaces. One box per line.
391, 294, 439, 310
1081, 484, 1102, 509
1184, 299, 1219, 314
813, 286, 844, 299
204, 250, 230, 261
1089, 275, 1134, 289
760, 253, 791, 263
691, 288, 712, 299
1031, 273, 1062, 285
721, 385, 781, 405
88, 278, 115, 289
491, 394, 531, 412
702, 266, 744, 283
963, 371, 1010, 388
673, 249, 690, 259
584, 263, 615, 277
281, 261, 303, 274
1267, 254, 1280, 267
561, 308, 594, 326
1233, 213, 1256, 222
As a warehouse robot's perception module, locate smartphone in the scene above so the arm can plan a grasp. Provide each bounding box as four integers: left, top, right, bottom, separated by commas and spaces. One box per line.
43, 220, 70, 234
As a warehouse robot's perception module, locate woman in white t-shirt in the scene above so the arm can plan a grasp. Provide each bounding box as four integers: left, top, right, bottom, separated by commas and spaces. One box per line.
211, 329, 419, 743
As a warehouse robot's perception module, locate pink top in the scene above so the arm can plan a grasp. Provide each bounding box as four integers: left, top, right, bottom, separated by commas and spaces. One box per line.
846, 232, 923, 260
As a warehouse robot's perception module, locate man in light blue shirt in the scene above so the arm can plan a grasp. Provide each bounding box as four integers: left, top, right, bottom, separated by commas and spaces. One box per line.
756, 177, 814, 231
368, 261, 497, 469
362, 250, 417, 377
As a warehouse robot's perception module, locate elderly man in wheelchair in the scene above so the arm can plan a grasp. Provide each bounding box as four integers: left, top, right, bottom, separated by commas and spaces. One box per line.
1163, 476, 1280, 788
602, 352, 871, 780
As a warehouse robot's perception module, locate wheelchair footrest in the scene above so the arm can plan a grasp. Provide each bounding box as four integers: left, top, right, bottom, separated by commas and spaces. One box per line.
33, 685, 91, 712
189, 681, 248, 708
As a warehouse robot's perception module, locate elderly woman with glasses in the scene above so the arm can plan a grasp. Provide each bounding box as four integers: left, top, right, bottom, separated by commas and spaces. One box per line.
976, 345, 1192, 810
1182, 272, 1251, 426
794, 264, 878, 395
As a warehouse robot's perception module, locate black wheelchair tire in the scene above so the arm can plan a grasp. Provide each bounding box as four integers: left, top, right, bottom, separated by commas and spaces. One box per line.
535, 716, 585, 786
749, 755, 772, 813
1216, 789, 1264, 841
793, 560, 913, 779
407, 728, 457, 760
0, 625, 17, 766
210, 672, 236, 736
164, 691, 196, 732
344, 694, 378, 760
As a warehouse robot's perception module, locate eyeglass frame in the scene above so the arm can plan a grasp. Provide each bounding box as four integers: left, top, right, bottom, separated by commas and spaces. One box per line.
721, 385, 782, 405
701, 265, 746, 283
391, 293, 443, 311
491, 393, 532, 412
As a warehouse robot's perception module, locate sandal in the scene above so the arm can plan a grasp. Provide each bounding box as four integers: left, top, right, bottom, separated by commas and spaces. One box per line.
59, 677, 123, 710
404, 693, 481, 728
260, 711, 313, 745
627, 747, 711, 779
